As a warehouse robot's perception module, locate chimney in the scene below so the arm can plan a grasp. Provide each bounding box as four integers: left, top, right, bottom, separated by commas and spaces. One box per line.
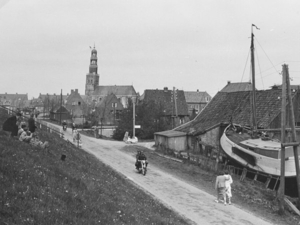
163, 87, 168, 92
75, 89, 78, 93
227, 81, 231, 85
71, 89, 74, 94
197, 89, 199, 92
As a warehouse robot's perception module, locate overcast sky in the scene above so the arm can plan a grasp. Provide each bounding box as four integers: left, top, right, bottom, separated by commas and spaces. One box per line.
0, 0, 300, 99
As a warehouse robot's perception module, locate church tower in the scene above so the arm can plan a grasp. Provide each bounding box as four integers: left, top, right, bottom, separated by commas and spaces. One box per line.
85, 46, 100, 96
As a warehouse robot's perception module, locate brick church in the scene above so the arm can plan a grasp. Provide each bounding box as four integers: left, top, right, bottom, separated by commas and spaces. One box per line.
85, 46, 137, 108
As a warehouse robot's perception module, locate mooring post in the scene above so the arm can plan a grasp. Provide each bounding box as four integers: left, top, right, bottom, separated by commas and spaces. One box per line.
279, 64, 287, 215
285, 65, 300, 208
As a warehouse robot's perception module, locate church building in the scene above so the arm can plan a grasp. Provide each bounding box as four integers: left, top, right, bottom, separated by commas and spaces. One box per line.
85, 46, 137, 108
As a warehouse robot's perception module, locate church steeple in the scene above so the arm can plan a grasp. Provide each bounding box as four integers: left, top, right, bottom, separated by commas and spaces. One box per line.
85, 45, 100, 96
89, 45, 98, 74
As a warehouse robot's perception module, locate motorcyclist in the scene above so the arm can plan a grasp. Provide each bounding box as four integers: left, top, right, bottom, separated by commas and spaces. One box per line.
62, 120, 67, 130
135, 150, 148, 169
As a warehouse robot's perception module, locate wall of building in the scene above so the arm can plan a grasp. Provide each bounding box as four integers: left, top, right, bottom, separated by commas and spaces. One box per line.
155, 135, 187, 152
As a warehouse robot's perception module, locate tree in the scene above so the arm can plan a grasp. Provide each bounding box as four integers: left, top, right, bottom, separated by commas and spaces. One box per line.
113, 99, 169, 140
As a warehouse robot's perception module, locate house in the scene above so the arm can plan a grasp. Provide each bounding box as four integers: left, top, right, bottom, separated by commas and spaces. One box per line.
220, 81, 253, 92
64, 89, 87, 125
140, 87, 189, 129
95, 93, 124, 125
90, 85, 137, 108
184, 90, 211, 116
50, 105, 71, 122
0, 93, 28, 111
155, 87, 300, 158
36, 93, 69, 116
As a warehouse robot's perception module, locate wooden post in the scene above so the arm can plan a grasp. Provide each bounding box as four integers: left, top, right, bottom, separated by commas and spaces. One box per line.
286, 65, 300, 208
279, 64, 287, 215
133, 97, 135, 138
60, 89, 62, 125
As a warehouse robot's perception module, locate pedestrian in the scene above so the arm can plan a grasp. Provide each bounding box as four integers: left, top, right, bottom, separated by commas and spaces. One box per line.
215, 171, 227, 205
2, 112, 23, 137
28, 114, 37, 133
224, 170, 233, 205
72, 122, 76, 133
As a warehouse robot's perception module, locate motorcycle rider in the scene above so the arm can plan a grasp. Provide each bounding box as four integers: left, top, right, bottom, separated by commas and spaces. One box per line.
62, 120, 67, 130
135, 150, 148, 169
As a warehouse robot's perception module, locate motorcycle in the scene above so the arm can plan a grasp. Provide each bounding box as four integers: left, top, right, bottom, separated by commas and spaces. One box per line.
137, 160, 147, 175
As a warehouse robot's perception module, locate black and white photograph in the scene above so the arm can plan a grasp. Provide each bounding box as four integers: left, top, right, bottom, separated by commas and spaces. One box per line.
1, 1, 300, 224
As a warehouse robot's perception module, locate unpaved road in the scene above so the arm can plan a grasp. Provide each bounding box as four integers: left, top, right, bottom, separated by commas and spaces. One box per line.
62, 128, 273, 225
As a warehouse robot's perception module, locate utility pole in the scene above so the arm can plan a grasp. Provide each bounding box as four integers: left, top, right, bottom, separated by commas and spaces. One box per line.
60, 89, 62, 125
133, 97, 135, 138
172, 87, 178, 128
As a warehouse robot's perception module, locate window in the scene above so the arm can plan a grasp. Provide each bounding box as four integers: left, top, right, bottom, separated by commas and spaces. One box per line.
205, 97, 210, 102
112, 103, 117, 107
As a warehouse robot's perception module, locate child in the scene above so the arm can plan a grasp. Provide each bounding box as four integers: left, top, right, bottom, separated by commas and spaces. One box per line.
224, 170, 233, 205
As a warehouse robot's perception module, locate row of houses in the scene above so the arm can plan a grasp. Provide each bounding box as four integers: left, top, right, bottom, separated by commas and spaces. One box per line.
154, 82, 300, 161
0, 86, 212, 126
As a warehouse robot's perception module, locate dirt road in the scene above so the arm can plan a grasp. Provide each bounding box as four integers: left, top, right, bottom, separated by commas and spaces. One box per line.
63, 128, 273, 225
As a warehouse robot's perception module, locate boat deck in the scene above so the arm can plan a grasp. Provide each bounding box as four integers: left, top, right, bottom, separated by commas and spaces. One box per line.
225, 127, 281, 159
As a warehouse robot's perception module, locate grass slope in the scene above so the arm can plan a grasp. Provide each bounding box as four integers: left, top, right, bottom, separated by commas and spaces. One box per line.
0, 108, 189, 225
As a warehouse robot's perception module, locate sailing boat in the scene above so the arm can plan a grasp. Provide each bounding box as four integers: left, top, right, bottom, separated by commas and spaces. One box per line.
220, 25, 298, 177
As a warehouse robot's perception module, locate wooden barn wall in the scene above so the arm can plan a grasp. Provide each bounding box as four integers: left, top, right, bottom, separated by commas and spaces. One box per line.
199, 127, 220, 149
154, 134, 187, 152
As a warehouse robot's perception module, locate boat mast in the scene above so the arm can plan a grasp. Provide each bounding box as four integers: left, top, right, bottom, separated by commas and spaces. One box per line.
251, 24, 257, 130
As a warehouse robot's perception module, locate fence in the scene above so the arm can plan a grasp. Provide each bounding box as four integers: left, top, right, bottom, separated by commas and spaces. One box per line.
156, 143, 280, 191
1, 106, 64, 139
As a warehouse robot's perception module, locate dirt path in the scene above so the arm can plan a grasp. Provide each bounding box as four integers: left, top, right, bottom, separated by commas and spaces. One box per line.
62, 128, 273, 225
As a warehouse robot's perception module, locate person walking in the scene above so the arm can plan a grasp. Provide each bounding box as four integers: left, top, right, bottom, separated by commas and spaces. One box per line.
215, 171, 227, 205
224, 170, 233, 205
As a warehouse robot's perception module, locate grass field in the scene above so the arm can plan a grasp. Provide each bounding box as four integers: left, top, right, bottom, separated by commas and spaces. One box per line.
0, 108, 190, 225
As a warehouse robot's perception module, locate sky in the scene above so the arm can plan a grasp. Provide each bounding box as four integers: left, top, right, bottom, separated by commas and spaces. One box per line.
0, 0, 300, 99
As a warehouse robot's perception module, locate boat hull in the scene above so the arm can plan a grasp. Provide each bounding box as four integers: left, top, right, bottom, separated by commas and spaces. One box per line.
220, 125, 299, 177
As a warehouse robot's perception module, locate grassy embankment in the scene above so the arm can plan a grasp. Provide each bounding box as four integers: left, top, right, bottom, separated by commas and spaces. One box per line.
0, 108, 190, 225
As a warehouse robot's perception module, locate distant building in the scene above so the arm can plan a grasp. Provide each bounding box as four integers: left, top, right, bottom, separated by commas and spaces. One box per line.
0, 93, 28, 111
84, 46, 137, 108
95, 93, 124, 125
220, 81, 253, 93
35, 93, 69, 116
184, 90, 211, 115
140, 87, 189, 129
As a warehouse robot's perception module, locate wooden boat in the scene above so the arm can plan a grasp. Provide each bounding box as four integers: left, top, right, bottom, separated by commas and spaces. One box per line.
220, 124, 299, 177
220, 25, 300, 177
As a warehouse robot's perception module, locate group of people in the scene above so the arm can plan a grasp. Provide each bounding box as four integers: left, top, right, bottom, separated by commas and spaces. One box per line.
215, 170, 233, 205
3, 112, 49, 149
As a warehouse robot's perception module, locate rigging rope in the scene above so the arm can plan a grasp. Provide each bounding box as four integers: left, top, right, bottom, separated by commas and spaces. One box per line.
241, 49, 250, 83
254, 37, 280, 75
255, 46, 265, 89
